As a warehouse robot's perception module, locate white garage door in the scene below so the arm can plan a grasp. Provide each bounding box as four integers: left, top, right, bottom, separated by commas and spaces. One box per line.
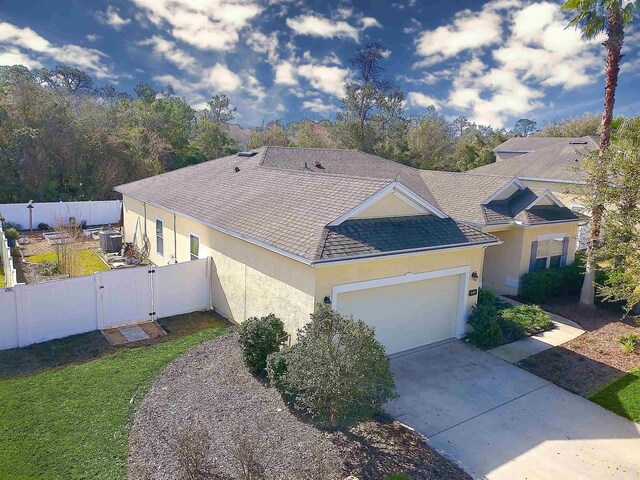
335, 273, 463, 355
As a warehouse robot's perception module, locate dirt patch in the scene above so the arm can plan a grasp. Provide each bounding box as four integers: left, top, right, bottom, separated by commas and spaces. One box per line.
519, 300, 640, 396
128, 334, 470, 480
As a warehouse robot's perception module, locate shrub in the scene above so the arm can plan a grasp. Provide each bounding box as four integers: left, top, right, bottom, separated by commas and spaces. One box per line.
619, 333, 640, 354
384, 474, 414, 480
237, 314, 287, 375
500, 304, 553, 334
37, 223, 50, 231
4, 228, 19, 240
273, 304, 395, 427
2, 222, 22, 231
520, 261, 584, 304
467, 301, 503, 347
266, 347, 296, 395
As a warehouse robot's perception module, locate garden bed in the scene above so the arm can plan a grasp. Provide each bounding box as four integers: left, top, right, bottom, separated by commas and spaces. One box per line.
519, 298, 640, 397
129, 334, 470, 480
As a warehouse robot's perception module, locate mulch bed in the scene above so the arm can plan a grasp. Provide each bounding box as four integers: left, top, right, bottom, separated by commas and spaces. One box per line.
128, 334, 470, 480
519, 298, 640, 396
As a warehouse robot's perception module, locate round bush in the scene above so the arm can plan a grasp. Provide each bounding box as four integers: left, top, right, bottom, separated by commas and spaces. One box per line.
273, 304, 396, 428
37, 223, 50, 231
4, 228, 19, 240
500, 304, 553, 334
237, 314, 287, 375
467, 302, 503, 348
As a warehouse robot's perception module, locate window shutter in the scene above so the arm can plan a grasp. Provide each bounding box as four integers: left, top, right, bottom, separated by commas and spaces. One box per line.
529, 241, 538, 273
560, 237, 570, 266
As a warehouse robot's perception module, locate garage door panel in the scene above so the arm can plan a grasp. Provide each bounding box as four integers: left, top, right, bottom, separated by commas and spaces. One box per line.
336, 274, 461, 355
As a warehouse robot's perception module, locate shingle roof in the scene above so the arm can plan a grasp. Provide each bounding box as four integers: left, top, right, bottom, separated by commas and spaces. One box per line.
319, 216, 497, 260
472, 136, 598, 181
115, 147, 497, 263
260, 146, 442, 209
493, 137, 586, 152
520, 205, 580, 224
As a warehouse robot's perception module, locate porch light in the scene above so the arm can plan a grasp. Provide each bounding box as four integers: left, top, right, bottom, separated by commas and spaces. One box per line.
472, 271, 479, 281
323, 296, 332, 305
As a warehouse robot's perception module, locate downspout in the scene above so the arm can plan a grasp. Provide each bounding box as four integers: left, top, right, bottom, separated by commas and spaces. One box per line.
173, 213, 177, 263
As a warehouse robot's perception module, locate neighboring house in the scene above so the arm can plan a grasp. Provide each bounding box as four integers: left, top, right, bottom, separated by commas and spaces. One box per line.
470, 135, 598, 249
115, 147, 579, 353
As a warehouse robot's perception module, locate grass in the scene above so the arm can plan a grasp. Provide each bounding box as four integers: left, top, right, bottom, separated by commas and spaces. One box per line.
26, 249, 110, 276
590, 368, 640, 423
0, 263, 4, 287
0, 311, 229, 479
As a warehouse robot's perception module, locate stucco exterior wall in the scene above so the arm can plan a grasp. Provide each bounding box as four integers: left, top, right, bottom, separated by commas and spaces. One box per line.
481, 222, 579, 295
352, 193, 422, 219
314, 247, 486, 321
121, 195, 316, 338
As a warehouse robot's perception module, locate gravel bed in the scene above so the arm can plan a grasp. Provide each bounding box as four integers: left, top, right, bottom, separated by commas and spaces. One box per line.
128, 334, 470, 480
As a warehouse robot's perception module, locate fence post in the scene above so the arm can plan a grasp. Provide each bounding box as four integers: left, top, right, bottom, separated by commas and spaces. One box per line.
94, 271, 103, 330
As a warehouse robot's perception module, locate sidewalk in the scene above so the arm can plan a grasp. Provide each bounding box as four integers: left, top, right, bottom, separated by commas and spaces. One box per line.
487, 296, 585, 363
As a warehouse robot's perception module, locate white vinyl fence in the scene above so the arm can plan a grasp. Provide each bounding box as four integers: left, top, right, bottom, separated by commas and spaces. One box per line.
0, 226, 17, 288
0, 257, 212, 350
0, 200, 122, 228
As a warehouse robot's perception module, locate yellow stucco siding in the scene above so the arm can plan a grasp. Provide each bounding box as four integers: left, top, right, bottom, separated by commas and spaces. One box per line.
481, 222, 579, 295
314, 247, 485, 320
121, 195, 316, 338
352, 193, 423, 219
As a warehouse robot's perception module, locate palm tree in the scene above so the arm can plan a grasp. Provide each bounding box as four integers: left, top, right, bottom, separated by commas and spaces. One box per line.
562, 0, 638, 305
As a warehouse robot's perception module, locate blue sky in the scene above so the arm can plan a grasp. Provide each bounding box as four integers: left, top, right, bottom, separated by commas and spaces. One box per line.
1, 0, 639, 128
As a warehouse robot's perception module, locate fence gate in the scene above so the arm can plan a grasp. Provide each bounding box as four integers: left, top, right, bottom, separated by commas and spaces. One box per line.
97, 266, 154, 329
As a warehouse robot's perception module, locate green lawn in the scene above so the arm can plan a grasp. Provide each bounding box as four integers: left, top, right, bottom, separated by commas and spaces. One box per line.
591, 368, 640, 423
0, 313, 228, 480
0, 263, 4, 287
26, 249, 110, 276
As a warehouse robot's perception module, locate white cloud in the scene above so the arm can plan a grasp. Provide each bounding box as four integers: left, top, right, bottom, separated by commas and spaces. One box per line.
0, 21, 115, 79
412, 1, 606, 127
204, 63, 242, 92
287, 13, 381, 42
0, 47, 42, 69
132, 0, 262, 51
138, 36, 197, 70
407, 92, 440, 109
95, 6, 132, 31
360, 17, 382, 29
246, 31, 279, 62
414, 1, 515, 66
297, 63, 350, 97
86, 34, 100, 42
274, 61, 297, 85
302, 97, 338, 115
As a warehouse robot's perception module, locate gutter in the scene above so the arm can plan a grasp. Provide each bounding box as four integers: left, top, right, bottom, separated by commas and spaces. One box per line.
311, 238, 503, 267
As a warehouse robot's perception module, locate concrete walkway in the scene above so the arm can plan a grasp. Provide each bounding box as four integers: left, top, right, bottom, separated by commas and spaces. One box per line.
385, 341, 640, 479
487, 297, 585, 363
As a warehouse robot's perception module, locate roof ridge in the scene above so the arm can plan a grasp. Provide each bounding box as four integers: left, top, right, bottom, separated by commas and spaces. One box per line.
256, 164, 395, 185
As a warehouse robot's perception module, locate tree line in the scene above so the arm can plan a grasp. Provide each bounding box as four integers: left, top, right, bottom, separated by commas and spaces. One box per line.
0, 58, 605, 204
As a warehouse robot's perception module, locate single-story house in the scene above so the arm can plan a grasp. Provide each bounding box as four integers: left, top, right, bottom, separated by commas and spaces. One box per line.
115, 147, 579, 353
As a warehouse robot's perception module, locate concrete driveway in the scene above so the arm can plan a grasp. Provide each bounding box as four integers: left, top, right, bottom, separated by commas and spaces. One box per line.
385, 341, 640, 479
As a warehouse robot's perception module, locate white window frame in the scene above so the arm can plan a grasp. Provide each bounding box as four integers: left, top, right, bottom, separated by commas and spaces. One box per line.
155, 218, 164, 257
534, 234, 565, 270
189, 233, 200, 261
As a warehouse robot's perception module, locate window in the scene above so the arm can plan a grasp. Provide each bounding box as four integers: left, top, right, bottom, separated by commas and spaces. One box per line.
156, 219, 164, 256
190, 234, 199, 260
534, 238, 564, 271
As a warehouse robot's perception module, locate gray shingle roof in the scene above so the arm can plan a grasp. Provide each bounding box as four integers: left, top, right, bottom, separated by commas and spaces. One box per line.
320, 216, 497, 260
116, 147, 497, 263
472, 136, 598, 181
493, 137, 587, 152
520, 205, 580, 224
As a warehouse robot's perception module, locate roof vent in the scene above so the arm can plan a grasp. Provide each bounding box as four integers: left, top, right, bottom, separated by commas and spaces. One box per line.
234, 166, 240, 172
569, 141, 588, 145
238, 151, 257, 157
314, 161, 324, 169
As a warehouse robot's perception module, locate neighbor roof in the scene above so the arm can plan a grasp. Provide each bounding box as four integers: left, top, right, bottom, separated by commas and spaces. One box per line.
472, 136, 598, 182
493, 137, 583, 152
115, 148, 498, 264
